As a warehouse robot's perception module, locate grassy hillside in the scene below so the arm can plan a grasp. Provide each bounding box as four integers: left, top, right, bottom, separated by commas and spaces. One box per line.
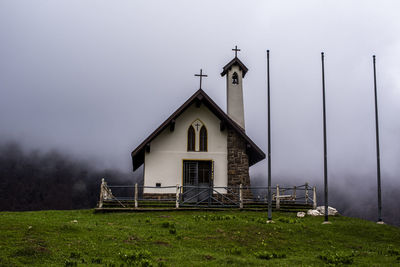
0, 210, 399, 266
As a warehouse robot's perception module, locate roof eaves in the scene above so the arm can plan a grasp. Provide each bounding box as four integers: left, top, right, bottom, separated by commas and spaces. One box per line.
220, 57, 249, 77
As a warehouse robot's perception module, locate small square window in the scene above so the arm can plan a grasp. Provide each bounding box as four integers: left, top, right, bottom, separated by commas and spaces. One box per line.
156, 183, 161, 188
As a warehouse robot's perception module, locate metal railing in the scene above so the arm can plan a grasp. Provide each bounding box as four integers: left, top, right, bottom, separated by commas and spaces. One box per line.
97, 178, 317, 210
179, 185, 240, 208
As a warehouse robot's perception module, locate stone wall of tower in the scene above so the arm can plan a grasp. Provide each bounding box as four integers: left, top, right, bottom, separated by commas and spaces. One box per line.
227, 127, 251, 191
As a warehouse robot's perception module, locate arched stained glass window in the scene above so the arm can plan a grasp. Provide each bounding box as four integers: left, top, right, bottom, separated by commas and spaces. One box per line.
187, 126, 195, 151
199, 126, 207, 152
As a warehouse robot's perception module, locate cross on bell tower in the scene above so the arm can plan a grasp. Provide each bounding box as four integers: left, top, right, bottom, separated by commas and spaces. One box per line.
194, 69, 208, 89
232, 45, 241, 58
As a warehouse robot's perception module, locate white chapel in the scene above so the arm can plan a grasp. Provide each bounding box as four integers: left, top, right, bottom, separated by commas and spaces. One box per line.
131, 49, 265, 198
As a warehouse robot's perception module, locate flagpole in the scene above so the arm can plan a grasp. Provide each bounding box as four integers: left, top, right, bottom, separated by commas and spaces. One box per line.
267, 50, 272, 221
321, 52, 329, 223
373, 55, 383, 223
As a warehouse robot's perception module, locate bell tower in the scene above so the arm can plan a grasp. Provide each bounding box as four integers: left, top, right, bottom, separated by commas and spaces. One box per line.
220, 46, 248, 130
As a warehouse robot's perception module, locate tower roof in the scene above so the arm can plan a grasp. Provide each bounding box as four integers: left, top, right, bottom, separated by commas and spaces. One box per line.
220, 57, 249, 77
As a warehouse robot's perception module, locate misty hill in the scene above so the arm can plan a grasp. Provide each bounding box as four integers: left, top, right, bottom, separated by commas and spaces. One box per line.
0, 142, 140, 211
0, 210, 399, 266
0, 141, 399, 227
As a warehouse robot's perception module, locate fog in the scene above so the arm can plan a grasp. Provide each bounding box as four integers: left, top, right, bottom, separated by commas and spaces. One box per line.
0, 1, 399, 224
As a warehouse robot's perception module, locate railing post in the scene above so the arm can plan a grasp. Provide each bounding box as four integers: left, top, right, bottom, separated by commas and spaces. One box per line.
305, 182, 309, 204
276, 184, 280, 210
99, 178, 105, 208
239, 184, 243, 209
313, 186, 317, 209
134, 183, 138, 208
293, 186, 297, 201
208, 186, 212, 206
176, 184, 180, 208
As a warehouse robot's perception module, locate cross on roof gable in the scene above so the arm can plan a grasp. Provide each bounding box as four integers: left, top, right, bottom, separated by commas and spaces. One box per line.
131, 89, 265, 170
194, 69, 207, 89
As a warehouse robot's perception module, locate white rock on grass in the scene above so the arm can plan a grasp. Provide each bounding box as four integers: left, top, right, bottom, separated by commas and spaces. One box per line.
297, 212, 306, 218
316, 206, 339, 216
307, 209, 322, 216
307, 206, 339, 216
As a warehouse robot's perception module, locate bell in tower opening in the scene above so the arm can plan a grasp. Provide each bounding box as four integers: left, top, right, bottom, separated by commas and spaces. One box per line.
232, 72, 239, 84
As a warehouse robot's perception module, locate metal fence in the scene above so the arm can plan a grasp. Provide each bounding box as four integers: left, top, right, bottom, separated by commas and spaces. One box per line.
97, 178, 316, 210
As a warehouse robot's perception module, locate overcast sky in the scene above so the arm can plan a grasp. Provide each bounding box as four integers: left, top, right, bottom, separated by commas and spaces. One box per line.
1, 1, 399, 193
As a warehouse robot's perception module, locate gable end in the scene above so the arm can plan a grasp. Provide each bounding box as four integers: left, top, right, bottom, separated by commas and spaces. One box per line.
131, 89, 265, 171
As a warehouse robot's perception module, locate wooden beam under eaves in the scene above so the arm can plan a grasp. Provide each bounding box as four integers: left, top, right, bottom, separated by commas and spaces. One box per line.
220, 121, 226, 131
170, 119, 175, 132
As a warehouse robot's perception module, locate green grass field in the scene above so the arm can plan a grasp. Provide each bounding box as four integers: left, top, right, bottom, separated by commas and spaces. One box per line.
0, 209, 399, 266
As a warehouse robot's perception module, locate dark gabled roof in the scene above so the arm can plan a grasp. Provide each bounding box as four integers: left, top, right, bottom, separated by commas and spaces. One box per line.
131, 89, 265, 171
220, 57, 249, 77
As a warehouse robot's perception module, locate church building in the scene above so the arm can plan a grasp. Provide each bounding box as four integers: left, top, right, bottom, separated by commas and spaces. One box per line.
131, 49, 265, 198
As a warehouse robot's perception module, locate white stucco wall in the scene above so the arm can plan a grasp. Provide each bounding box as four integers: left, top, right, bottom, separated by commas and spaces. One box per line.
143, 103, 228, 193
226, 65, 245, 129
